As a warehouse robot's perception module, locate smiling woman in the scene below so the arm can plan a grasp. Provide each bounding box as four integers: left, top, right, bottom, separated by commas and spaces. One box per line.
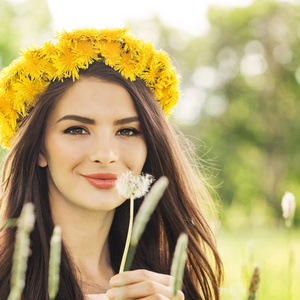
0, 28, 223, 299
38, 78, 147, 212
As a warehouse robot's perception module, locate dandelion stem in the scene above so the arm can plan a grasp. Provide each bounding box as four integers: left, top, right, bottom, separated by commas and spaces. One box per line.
170, 233, 188, 299
119, 196, 134, 273
287, 226, 294, 300
123, 176, 169, 272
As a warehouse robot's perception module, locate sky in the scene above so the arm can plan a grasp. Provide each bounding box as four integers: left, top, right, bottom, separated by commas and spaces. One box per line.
46, 0, 254, 37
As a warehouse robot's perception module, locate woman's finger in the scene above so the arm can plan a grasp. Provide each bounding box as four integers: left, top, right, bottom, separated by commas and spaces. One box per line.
140, 290, 184, 300
107, 279, 172, 299
109, 269, 172, 287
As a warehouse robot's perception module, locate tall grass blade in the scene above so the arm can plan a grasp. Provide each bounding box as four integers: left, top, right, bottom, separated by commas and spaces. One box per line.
48, 226, 62, 300
123, 176, 169, 271
247, 265, 261, 300
170, 233, 188, 299
8, 203, 35, 300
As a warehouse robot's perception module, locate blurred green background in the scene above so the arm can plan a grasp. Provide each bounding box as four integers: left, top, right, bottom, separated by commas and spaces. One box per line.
0, 0, 299, 299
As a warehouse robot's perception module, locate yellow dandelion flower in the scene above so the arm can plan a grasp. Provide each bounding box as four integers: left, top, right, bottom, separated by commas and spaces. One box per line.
153, 80, 165, 100
53, 43, 80, 81
0, 97, 19, 131
58, 28, 101, 42
140, 67, 158, 85
20, 46, 47, 79
101, 40, 123, 65
122, 34, 140, 53
150, 52, 170, 77
163, 85, 179, 116
0, 96, 16, 117
93, 39, 106, 55
42, 62, 57, 81
139, 51, 169, 86
115, 52, 136, 81
76, 40, 97, 59
134, 41, 155, 74
41, 41, 59, 60
12, 77, 48, 114
74, 40, 98, 69
7, 110, 19, 130
55, 29, 81, 42
0, 89, 14, 109
0, 58, 23, 88
98, 27, 128, 42
0, 112, 15, 147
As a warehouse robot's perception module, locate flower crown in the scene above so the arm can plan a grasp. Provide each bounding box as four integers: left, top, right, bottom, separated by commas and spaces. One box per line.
0, 27, 180, 148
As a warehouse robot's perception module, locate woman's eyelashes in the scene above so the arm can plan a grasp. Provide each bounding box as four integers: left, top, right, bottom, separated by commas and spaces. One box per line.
63, 126, 88, 135
63, 126, 141, 137
117, 128, 141, 137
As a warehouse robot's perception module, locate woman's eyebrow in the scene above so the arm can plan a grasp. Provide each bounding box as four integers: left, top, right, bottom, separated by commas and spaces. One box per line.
56, 115, 95, 124
56, 115, 139, 125
114, 116, 139, 125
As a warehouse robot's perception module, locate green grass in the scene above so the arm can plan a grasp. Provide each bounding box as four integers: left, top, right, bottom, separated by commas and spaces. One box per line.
218, 225, 300, 300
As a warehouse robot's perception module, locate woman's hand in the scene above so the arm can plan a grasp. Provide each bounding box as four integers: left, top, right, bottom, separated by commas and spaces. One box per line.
106, 269, 184, 299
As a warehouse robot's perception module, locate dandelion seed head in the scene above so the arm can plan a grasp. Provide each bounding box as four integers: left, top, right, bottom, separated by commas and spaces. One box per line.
116, 171, 154, 200
281, 191, 296, 227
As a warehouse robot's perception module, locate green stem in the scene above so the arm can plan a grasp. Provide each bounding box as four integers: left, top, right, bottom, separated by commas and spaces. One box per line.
119, 196, 134, 273
288, 226, 292, 300
123, 244, 137, 272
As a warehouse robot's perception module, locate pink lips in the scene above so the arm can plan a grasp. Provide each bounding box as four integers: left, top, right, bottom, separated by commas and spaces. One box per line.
82, 173, 118, 189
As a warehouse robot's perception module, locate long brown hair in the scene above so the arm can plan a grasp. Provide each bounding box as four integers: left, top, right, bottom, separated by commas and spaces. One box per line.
0, 61, 223, 299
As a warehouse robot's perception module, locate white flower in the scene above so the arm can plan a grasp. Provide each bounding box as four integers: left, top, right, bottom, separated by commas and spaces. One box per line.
281, 191, 296, 228
117, 171, 155, 273
116, 171, 154, 200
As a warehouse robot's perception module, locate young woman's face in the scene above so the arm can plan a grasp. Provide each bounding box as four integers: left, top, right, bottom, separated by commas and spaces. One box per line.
38, 77, 147, 212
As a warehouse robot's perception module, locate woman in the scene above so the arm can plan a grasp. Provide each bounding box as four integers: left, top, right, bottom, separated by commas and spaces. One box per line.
0, 28, 223, 299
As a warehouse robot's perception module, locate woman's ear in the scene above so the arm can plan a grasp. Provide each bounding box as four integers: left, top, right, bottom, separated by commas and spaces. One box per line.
38, 152, 48, 167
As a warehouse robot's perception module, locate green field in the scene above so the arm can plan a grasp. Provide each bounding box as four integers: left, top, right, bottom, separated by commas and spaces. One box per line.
218, 226, 300, 300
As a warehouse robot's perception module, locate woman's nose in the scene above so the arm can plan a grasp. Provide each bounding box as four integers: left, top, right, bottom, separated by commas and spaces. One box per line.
89, 134, 118, 165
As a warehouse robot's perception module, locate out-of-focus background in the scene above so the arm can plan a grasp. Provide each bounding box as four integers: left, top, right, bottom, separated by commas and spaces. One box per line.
1, 0, 299, 298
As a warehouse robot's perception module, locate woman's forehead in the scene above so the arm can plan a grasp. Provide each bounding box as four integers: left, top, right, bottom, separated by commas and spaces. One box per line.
49, 78, 138, 123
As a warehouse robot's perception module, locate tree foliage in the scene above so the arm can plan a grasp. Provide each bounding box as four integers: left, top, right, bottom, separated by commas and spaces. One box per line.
0, 0, 52, 157
0, 0, 52, 69
198, 0, 300, 223
130, 0, 300, 224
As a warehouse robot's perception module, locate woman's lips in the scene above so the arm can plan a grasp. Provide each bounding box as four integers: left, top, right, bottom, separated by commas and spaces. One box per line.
82, 173, 117, 189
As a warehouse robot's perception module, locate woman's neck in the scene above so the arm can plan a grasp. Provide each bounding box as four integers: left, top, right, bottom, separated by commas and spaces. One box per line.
50, 198, 115, 293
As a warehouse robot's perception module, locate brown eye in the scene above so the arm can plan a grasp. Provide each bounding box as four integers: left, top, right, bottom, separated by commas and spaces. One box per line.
64, 127, 88, 135
117, 128, 139, 136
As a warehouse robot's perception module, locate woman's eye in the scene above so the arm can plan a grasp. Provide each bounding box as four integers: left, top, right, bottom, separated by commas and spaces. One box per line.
117, 128, 138, 136
64, 127, 88, 135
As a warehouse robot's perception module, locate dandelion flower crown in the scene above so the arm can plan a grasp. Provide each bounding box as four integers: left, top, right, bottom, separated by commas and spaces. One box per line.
0, 27, 180, 148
